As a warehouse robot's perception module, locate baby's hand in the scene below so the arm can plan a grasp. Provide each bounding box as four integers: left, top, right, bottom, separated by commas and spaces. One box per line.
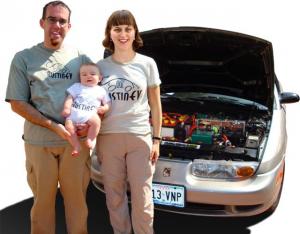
61, 109, 70, 118
97, 106, 106, 115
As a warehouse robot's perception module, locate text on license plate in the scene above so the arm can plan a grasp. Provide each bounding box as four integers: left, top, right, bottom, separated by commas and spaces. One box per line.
152, 183, 185, 208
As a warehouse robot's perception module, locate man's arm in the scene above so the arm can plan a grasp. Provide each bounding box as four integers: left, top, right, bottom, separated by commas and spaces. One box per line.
10, 100, 70, 140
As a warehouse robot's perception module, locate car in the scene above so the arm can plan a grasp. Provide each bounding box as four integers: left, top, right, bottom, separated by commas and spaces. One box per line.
91, 27, 299, 218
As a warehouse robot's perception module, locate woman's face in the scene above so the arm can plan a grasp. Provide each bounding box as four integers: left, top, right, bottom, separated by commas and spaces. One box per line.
110, 25, 135, 52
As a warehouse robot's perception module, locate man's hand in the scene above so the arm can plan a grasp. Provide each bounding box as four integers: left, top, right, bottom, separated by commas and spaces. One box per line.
50, 122, 71, 140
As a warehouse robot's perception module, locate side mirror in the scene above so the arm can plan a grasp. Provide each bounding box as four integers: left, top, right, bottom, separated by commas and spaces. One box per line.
279, 92, 300, 104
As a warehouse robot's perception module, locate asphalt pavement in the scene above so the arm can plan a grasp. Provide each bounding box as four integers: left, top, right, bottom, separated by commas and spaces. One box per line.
0, 183, 252, 234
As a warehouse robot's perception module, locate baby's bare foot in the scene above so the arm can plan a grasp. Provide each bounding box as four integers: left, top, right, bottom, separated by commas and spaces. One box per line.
71, 150, 79, 157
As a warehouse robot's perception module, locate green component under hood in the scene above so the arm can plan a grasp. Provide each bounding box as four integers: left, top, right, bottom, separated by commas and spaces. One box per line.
137, 27, 275, 110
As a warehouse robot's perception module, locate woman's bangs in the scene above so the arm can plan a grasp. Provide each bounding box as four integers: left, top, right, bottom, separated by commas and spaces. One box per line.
112, 12, 134, 26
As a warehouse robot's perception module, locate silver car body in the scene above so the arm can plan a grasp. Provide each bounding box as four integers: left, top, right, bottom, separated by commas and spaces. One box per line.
91, 27, 299, 218
91, 97, 284, 217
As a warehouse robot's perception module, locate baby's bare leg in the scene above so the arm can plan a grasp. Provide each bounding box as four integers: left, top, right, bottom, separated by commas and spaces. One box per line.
86, 114, 101, 149
65, 119, 81, 156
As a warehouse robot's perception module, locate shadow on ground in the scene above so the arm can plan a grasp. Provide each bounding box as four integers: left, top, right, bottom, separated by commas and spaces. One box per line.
1, 183, 252, 234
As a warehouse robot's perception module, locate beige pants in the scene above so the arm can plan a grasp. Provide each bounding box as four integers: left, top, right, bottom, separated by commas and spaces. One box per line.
97, 133, 155, 234
25, 142, 91, 234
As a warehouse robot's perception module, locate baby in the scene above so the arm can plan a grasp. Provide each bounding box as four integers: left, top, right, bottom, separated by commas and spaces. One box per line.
62, 62, 110, 156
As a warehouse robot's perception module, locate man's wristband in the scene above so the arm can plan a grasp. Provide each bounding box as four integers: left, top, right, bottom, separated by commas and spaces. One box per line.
152, 136, 162, 141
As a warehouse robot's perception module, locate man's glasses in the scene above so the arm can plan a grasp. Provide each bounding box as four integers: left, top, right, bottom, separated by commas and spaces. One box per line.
46, 17, 68, 26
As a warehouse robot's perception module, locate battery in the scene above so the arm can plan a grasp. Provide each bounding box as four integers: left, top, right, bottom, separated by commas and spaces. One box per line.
191, 130, 214, 144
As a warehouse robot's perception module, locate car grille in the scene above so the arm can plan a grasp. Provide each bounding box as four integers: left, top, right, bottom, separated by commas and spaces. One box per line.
154, 201, 264, 216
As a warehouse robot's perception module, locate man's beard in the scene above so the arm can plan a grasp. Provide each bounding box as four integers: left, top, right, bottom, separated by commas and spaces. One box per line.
50, 33, 65, 47
50, 38, 61, 47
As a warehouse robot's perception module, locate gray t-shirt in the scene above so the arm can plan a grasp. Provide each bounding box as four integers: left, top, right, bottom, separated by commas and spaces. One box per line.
97, 53, 161, 135
6, 43, 91, 146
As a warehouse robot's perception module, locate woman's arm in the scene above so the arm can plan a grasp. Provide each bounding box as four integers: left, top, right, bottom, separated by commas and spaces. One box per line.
148, 86, 162, 164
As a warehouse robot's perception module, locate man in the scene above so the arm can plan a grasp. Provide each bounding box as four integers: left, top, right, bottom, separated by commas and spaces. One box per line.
5, 1, 91, 233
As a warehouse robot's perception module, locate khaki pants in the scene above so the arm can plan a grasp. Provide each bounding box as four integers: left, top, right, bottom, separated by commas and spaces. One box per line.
25, 142, 91, 234
97, 133, 155, 234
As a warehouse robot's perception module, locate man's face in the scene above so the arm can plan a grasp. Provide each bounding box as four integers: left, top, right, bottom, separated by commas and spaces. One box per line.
40, 5, 71, 49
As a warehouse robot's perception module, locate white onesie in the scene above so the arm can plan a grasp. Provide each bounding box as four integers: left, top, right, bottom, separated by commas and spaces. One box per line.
67, 83, 110, 123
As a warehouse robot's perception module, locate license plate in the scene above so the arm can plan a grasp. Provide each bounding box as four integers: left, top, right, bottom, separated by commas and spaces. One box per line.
152, 183, 185, 208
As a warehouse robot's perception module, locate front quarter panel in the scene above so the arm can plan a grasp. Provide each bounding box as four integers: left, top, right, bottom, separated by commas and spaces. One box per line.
258, 108, 287, 174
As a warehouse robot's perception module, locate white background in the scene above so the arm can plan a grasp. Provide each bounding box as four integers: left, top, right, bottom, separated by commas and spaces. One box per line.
1, 0, 299, 233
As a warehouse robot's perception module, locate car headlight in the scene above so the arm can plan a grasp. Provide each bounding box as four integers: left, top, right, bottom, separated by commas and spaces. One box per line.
191, 159, 259, 179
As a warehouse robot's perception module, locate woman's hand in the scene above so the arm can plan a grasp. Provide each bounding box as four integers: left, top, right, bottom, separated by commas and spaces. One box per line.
150, 141, 160, 165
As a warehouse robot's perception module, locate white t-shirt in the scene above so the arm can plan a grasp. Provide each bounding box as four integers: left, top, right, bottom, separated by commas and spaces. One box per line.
67, 83, 110, 123
97, 53, 161, 135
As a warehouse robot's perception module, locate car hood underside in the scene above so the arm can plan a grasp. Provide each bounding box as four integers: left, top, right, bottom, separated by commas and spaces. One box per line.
138, 27, 275, 110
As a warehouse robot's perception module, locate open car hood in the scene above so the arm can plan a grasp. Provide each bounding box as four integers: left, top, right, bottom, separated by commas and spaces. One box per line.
137, 27, 275, 110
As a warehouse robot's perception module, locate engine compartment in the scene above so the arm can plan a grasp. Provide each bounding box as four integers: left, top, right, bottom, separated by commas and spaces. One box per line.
155, 92, 271, 162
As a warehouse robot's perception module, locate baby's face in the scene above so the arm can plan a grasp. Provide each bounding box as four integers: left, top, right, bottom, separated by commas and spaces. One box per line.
80, 65, 101, 87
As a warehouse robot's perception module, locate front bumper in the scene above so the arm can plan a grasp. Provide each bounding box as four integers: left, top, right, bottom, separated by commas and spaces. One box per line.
91, 155, 284, 217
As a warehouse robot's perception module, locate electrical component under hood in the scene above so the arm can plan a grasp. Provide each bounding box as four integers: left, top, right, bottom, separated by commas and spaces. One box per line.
151, 92, 271, 162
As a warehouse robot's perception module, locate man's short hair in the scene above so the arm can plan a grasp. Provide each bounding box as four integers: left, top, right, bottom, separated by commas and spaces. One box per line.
42, 1, 71, 22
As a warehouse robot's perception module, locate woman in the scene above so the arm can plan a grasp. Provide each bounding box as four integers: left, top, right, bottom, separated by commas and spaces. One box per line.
96, 10, 162, 234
